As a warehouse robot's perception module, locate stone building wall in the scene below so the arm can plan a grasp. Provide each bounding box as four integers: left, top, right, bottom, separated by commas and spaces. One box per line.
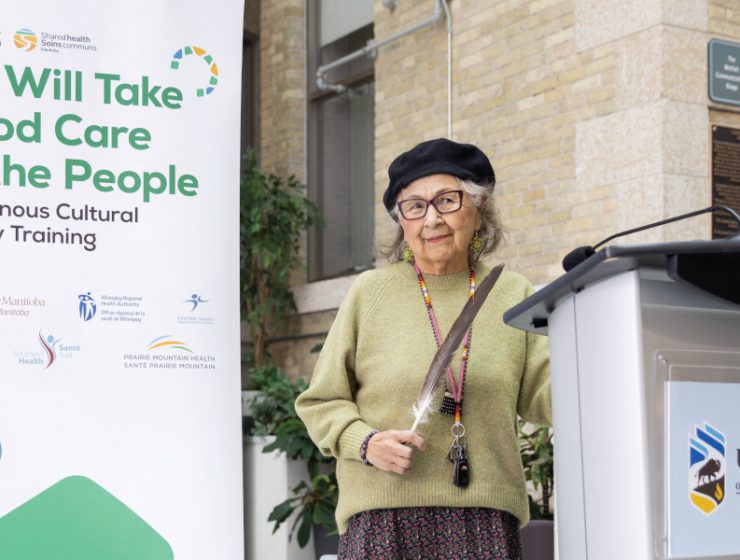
259, 0, 307, 179
374, 0, 619, 283
248, 0, 740, 385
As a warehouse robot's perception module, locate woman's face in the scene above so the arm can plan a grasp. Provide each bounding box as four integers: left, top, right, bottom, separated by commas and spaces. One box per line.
397, 173, 481, 275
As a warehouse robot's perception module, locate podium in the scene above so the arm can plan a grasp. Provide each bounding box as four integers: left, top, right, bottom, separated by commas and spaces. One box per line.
504, 239, 740, 560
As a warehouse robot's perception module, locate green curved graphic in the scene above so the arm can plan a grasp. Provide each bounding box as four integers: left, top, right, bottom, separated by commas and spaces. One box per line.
0, 476, 173, 559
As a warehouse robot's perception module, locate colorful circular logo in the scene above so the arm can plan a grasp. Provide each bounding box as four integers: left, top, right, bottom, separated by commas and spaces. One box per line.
170, 46, 219, 97
14, 28, 37, 51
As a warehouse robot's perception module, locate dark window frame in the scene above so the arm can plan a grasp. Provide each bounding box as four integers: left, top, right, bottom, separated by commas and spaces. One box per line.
242, 31, 259, 160
307, 0, 375, 281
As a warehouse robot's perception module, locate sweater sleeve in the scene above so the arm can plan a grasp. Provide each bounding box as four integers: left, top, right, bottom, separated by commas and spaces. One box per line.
295, 274, 377, 461
516, 282, 552, 426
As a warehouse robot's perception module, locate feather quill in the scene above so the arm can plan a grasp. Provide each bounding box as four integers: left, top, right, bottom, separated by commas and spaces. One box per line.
410, 263, 505, 432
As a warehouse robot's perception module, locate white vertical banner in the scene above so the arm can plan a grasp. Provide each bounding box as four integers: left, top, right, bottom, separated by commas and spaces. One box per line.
0, 2, 244, 558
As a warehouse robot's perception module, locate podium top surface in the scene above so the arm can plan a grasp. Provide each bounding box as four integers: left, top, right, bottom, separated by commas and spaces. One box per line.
503, 238, 740, 335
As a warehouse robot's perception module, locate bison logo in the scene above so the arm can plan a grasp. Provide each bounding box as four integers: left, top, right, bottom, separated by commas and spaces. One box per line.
689, 422, 726, 515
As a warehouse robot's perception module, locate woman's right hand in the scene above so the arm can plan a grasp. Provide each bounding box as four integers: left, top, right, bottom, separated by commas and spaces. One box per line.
365, 430, 426, 475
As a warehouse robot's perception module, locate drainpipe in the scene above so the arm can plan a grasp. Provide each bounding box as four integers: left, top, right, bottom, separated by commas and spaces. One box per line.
316, 0, 448, 96
440, 0, 452, 138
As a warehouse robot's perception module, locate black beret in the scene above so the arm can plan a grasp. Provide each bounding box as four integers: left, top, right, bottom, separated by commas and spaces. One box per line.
384, 138, 495, 212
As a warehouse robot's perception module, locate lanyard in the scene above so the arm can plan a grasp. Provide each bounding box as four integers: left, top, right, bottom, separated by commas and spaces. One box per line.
413, 262, 475, 422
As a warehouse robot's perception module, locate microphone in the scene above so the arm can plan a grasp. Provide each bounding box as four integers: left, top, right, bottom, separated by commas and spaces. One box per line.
561, 205, 740, 272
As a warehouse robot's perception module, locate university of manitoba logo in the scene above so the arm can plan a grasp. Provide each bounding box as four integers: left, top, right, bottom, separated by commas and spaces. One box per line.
689, 422, 726, 515
78, 292, 97, 321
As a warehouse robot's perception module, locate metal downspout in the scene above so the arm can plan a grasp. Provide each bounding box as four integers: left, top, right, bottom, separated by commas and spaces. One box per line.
316, 0, 451, 108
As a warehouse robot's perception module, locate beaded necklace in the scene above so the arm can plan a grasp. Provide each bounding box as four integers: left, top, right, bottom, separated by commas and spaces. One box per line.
413, 262, 475, 424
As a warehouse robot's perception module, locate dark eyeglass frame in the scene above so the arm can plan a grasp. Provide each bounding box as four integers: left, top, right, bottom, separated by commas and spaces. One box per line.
396, 190, 464, 220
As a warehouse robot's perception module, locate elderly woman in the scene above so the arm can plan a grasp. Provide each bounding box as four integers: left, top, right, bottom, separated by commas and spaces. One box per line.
295, 138, 551, 560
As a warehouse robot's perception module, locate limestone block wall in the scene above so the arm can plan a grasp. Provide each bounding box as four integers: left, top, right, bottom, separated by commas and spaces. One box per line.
572, 0, 712, 248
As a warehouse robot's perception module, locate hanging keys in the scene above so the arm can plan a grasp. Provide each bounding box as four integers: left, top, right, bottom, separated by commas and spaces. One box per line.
447, 423, 466, 462
449, 422, 469, 487
448, 438, 463, 463
453, 447, 470, 488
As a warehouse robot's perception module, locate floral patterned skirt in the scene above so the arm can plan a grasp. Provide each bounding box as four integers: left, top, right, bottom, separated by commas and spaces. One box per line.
337, 507, 521, 560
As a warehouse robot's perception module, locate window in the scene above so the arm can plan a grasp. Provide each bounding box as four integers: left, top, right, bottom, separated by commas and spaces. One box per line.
308, 0, 375, 280
242, 33, 259, 157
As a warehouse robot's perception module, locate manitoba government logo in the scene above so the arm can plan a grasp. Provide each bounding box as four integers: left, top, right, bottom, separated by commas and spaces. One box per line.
689, 422, 726, 515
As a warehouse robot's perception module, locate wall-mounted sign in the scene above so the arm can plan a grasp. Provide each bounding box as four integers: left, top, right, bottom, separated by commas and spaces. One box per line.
711, 126, 740, 238
709, 39, 740, 107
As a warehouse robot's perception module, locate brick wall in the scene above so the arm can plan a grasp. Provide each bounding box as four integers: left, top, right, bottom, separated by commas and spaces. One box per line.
249, 0, 740, 385
373, 0, 622, 282
259, 0, 306, 179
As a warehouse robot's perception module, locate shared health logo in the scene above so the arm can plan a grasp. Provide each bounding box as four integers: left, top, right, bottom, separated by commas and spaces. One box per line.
170, 46, 219, 97
689, 421, 726, 515
78, 292, 97, 321
14, 29, 37, 51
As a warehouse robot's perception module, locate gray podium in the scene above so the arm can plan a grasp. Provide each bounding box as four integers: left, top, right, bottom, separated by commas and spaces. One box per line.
504, 240, 740, 560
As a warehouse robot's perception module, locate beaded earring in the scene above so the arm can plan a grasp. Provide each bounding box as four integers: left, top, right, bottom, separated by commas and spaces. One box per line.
401, 245, 414, 263
470, 231, 483, 257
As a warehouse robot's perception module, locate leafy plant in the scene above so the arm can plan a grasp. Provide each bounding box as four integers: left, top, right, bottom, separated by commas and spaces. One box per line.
251, 365, 338, 548
240, 150, 321, 367
249, 365, 308, 436
268, 473, 338, 548
519, 420, 554, 520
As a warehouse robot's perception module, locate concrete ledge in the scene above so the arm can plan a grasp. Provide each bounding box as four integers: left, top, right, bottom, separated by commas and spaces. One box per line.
292, 274, 359, 314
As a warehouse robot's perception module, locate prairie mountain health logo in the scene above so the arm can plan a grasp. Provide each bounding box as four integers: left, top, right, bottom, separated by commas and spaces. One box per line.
689, 422, 726, 515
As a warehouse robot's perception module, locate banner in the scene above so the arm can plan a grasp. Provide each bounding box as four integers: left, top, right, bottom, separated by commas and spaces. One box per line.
0, 2, 244, 558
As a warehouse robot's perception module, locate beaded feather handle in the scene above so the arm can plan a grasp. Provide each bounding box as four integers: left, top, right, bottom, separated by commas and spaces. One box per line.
410, 263, 505, 432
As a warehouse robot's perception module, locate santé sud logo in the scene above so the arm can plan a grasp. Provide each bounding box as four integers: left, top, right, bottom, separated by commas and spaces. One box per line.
689, 422, 726, 515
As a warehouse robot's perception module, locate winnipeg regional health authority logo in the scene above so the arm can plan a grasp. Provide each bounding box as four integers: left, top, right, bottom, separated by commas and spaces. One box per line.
689, 422, 727, 515
78, 292, 97, 321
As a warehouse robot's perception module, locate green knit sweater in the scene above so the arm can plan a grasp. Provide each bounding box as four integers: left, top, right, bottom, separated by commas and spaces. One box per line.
295, 262, 551, 535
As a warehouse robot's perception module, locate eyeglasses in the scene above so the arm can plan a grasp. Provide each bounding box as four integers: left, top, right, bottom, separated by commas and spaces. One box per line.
396, 190, 463, 220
